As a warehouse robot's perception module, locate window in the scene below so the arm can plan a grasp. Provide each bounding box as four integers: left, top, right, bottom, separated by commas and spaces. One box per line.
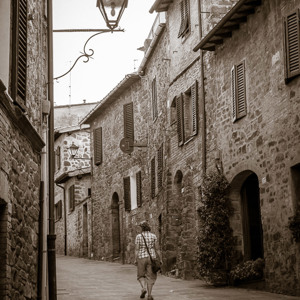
68, 185, 75, 212
152, 78, 158, 120
136, 171, 142, 207
55, 146, 61, 171
55, 201, 62, 221
170, 98, 177, 125
11, 0, 27, 107
231, 61, 247, 122
291, 163, 300, 210
124, 102, 134, 140
178, 0, 190, 39
157, 145, 163, 190
151, 158, 156, 198
94, 127, 102, 165
284, 9, 300, 82
124, 177, 131, 211
88, 188, 91, 197
176, 81, 198, 146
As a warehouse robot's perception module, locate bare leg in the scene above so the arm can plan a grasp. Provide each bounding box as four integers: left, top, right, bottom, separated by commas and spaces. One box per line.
138, 277, 146, 289
147, 282, 154, 299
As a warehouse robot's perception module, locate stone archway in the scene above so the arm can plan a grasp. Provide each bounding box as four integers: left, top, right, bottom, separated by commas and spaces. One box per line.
111, 192, 121, 260
229, 170, 264, 262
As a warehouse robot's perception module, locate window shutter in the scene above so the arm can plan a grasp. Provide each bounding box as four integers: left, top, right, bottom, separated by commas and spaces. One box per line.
284, 10, 300, 80
157, 145, 163, 190
178, 0, 189, 38
136, 171, 142, 207
123, 102, 134, 140
191, 81, 198, 136
12, 0, 28, 105
69, 185, 75, 212
152, 78, 158, 120
94, 127, 102, 165
232, 61, 247, 121
56, 146, 61, 170
123, 177, 131, 211
151, 158, 156, 198
176, 95, 184, 146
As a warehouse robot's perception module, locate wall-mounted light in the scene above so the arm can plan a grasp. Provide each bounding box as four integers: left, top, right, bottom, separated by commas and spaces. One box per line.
96, 0, 128, 30
68, 142, 90, 160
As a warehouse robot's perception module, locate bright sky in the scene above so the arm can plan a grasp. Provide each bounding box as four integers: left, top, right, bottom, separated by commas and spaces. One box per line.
53, 0, 157, 106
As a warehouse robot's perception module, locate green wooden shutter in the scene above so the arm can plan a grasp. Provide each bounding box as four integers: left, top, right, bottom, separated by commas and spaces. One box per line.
191, 81, 198, 136
12, 0, 27, 105
123, 102, 134, 140
69, 185, 75, 212
284, 10, 300, 80
152, 78, 158, 120
176, 95, 184, 145
157, 145, 163, 190
94, 127, 103, 165
124, 177, 131, 211
151, 158, 156, 198
232, 62, 247, 121
136, 171, 142, 207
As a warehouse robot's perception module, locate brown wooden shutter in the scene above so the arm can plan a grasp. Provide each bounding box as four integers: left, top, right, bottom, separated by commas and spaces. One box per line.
69, 185, 75, 212
151, 158, 156, 198
284, 10, 300, 80
123, 102, 134, 140
12, 0, 27, 105
191, 81, 198, 136
232, 61, 247, 121
152, 78, 158, 120
94, 127, 103, 165
157, 145, 163, 190
136, 171, 142, 207
176, 95, 184, 145
124, 177, 131, 211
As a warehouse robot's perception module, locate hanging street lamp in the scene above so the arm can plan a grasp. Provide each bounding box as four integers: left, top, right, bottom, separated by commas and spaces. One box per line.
96, 0, 128, 30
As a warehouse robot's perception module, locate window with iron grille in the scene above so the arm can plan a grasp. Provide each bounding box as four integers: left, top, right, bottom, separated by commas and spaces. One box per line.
152, 78, 158, 120
12, 0, 27, 107
124, 102, 134, 140
178, 0, 190, 39
284, 9, 300, 82
124, 177, 131, 211
231, 61, 247, 122
94, 127, 103, 165
151, 158, 156, 198
69, 185, 75, 213
157, 145, 163, 190
136, 171, 142, 207
176, 81, 198, 146
55, 200, 62, 221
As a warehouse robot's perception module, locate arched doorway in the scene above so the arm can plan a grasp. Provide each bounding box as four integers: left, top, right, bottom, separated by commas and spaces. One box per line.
111, 192, 121, 259
240, 173, 264, 260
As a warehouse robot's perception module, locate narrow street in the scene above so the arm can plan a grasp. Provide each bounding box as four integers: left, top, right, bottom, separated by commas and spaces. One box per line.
56, 255, 299, 300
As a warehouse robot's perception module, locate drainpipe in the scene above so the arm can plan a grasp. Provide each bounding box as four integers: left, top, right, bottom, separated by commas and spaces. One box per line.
197, 0, 207, 174
56, 183, 67, 255
47, 0, 57, 299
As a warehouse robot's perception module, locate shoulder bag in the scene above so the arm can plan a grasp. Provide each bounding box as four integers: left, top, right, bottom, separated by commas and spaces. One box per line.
141, 233, 161, 273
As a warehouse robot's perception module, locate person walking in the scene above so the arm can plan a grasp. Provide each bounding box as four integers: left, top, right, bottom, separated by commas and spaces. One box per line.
135, 221, 162, 300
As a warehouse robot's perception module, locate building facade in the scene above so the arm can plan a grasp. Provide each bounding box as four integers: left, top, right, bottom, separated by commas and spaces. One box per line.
77, 0, 300, 296
0, 0, 48, 299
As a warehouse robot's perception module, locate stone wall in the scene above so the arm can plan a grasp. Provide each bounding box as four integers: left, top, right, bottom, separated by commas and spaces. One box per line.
0, 0, 47, 299
202, 0, 300, 295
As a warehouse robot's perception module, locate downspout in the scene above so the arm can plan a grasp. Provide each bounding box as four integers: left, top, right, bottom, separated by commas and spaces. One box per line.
197, 0, 207, 174
56, 183, 67, 255
47, 0, 57, 299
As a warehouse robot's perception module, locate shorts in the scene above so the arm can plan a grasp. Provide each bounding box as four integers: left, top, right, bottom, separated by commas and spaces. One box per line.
137, 257, 157, 285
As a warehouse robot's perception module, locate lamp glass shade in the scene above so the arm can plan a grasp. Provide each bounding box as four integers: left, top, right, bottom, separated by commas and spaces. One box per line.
96, 0, 128, 30
69, 142, 79, 158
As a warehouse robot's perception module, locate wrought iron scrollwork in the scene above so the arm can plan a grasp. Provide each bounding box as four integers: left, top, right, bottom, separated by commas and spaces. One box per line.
53, 29, 124, 80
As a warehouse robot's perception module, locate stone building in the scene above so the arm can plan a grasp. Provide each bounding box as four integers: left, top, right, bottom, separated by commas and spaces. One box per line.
54, 121, 92, 257
193, 0, 300, 295
80, 0, 299, 296
0, 0, 48, 299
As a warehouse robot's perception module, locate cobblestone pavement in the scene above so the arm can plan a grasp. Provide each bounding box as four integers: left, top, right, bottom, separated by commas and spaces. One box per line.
56, 255, 299, 300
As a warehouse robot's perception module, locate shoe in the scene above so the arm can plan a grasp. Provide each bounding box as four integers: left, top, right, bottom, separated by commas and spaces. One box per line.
147, 296, 153, 300
140, 289, 147, 298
